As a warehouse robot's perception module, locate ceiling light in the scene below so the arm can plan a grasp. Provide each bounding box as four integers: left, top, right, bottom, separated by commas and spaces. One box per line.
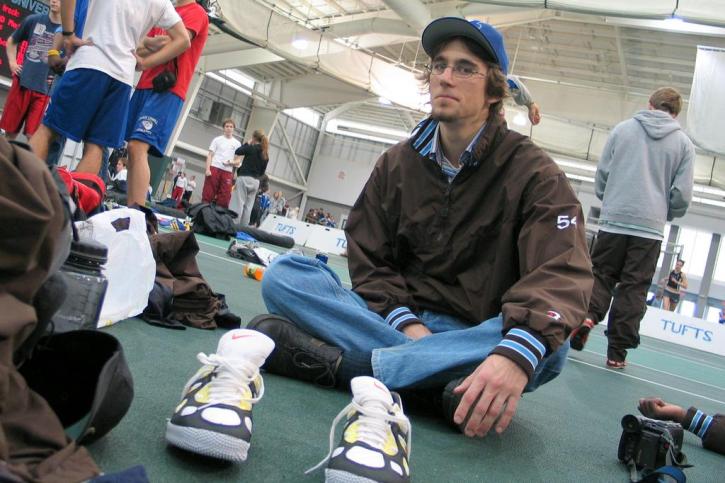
513, 112, 528, 127
292, 38, 309, 50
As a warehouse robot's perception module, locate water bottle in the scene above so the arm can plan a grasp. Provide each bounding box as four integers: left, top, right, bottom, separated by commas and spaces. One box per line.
243, 263, 265, 281
52, 239, 109, 333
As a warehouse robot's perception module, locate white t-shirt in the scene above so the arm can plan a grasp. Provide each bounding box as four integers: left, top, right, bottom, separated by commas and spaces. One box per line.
67, 0, 181, 86
185, 180, 196, 192
209, 135, 242, 172
175, 176, 187, 189
114, 169, 128, 182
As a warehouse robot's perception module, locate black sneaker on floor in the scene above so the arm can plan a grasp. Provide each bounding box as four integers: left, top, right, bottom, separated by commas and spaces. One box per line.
246, 314, 343, 388
441, 377, 468, 432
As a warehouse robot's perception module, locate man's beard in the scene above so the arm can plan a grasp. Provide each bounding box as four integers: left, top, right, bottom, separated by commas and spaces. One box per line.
430, 107, 457, 123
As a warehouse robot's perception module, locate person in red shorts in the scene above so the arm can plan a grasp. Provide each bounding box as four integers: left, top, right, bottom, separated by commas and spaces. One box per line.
202, 119, 241, 208
1, 0, 61, 139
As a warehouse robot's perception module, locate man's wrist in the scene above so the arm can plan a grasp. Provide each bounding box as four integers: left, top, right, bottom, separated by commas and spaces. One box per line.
490, 328, 548, 381
61, 30, 74, 37
384, 306, 421, 332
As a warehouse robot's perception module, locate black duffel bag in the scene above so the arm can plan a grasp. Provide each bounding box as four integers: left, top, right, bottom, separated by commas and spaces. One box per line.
187, 202, 238, 239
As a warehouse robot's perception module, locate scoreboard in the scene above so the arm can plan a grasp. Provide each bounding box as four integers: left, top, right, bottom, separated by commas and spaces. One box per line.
0, 0, 50, 79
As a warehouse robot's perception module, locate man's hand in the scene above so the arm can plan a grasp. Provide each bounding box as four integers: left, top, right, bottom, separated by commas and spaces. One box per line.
62, 34, 92, 57
48, 55, 68, 75
638, 398, 687, 424
453, 354, 528, 437
527, 102, 542, 125
402, 323, 432, 340
205, 167, 212, 177
9, 61, 22, 76
144, 35, 170, 53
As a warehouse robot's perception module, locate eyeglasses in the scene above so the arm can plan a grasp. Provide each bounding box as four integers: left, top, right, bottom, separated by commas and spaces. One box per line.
428, 61, 485, 79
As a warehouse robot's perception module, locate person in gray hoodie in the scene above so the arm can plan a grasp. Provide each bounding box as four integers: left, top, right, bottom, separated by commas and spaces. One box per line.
570, 87, 694, 367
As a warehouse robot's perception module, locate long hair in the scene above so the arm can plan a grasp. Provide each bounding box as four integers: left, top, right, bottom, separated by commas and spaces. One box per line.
253, 129, 269, 161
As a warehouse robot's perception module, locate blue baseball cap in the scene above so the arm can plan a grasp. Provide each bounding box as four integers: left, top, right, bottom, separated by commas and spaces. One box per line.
422, 17, 509, 75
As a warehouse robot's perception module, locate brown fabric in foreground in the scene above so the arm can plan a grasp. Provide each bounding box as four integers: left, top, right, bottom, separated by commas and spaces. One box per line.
0, 138, 100, 482
149, 231, 221, 329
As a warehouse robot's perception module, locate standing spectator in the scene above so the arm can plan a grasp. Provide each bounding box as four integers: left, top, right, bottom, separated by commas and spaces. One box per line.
661, 259, 688, 312
269, 191, 286, 216
229, 129, 269, 225
201, 119, 240, 208
248, 175, 270, 227
45, 0, 113, 179
29, 0, 190, 176
182, 175, 196, 204
125, 0, 209, 208
570, 87, 695, 369
172, 172, 186, 203
0, 0, 61, 140
719, 301, 725, 325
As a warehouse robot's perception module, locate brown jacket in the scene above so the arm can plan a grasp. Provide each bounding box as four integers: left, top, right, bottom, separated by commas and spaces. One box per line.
345, 115, 593, 378
683, 407, 725, 455
0, 139, 100, 482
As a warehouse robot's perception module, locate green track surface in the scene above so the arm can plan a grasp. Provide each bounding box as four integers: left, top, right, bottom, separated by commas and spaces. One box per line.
89, 232, 725, 482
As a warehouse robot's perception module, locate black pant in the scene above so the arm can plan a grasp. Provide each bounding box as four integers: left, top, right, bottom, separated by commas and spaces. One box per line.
588, 231, 661, 361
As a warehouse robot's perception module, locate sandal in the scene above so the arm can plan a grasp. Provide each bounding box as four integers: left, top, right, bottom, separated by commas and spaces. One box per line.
606, 359, 626, 369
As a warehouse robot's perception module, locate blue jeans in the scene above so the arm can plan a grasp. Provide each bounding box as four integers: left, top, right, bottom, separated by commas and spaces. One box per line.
261, 255, 569, 391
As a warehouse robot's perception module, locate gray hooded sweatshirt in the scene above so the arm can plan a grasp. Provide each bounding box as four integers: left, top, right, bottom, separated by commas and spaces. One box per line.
596, 109, 695, 239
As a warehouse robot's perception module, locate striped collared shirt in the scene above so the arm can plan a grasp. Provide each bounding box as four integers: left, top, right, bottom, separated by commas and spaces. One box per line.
415, 120, 487, 183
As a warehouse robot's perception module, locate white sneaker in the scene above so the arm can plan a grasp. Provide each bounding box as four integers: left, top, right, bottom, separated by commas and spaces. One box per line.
308, 376, 412, 482
165, 329, 274, 462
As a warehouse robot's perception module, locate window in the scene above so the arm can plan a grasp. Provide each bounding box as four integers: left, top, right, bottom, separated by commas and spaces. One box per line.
676, 227, 712, 278
190, 77, 254, 135
283, 108, 321, 128
705, 305, 722, 323
677, 299, 696, 317
208, 101, 233, 126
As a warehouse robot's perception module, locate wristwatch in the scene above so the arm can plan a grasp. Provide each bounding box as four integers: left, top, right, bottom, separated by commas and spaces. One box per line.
61, 30, 74, 37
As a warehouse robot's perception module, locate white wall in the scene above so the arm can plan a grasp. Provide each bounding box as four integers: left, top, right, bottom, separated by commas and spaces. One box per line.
305, 132, 388, 206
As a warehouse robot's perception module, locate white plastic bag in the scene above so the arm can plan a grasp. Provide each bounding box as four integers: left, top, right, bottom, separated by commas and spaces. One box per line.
76, 208, 155, 327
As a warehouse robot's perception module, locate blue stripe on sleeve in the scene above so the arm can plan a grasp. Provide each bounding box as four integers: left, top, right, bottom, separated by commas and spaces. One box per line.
498, 340, 537, 371
508, 328, 546, 358
689, 410, 703, 432
697, 415, 713, 439
384, 307, 409, 324
391, 313, 418, 330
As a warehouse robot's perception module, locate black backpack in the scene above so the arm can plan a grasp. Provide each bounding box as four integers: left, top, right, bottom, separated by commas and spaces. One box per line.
188, 202, 238, 239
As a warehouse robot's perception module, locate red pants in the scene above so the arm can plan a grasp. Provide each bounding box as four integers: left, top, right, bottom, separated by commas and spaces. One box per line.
172, 186, 184, 201
201, 167, 233, 208
0, 77, 50, 136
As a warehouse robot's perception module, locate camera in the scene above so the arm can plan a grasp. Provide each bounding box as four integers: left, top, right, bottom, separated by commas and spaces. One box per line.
618, 414, 684, 471
152, 71, 177, 93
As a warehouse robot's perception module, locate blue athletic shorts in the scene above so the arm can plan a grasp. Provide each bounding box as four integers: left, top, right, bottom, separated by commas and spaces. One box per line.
125, 88, 183, 157
43, 68, 132, 149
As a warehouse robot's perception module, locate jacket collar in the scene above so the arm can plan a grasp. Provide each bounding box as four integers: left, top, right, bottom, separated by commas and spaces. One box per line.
410, 114, 506, 165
